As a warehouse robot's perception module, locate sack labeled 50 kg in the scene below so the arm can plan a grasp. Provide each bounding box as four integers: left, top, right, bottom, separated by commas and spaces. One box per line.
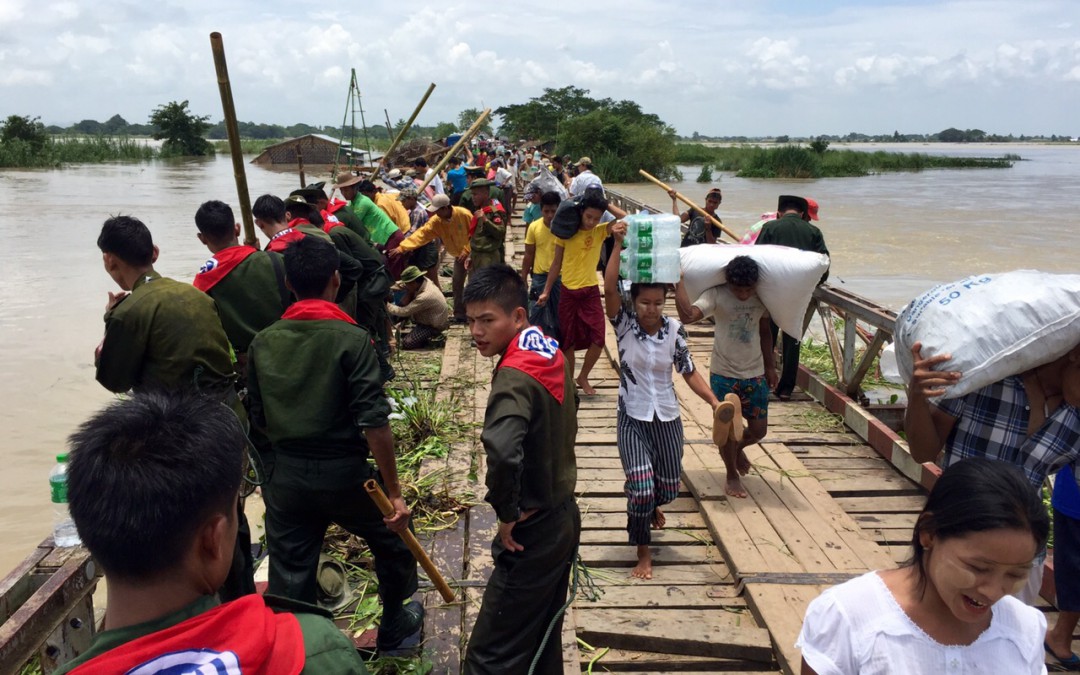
895, 270, 1080, 399
679, 244, 829, 338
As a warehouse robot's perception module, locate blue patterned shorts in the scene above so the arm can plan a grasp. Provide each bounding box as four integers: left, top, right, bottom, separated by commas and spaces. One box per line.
710, 373, 769, 420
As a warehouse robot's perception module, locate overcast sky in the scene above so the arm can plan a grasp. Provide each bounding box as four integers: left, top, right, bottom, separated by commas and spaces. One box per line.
1, 0, 1077, 137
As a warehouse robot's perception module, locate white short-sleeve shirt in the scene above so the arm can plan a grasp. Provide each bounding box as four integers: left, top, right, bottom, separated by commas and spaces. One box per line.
796, 571, 1048, 675
692, 285, 767, 379
611, 306, 694, 422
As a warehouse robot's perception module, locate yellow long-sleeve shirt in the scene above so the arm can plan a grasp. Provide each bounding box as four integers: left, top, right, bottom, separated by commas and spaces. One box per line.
398, 206, 473, 257
375, 193, 412, 233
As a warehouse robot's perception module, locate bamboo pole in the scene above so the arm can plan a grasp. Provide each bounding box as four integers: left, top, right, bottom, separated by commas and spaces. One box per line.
637, 170, 740, 243
384, 109, 393, 140
417, 107, 491, 194
364, 480, 456, 603
209, 32, 257, 247
368, 82, 437, 179
296, 144, 306, 188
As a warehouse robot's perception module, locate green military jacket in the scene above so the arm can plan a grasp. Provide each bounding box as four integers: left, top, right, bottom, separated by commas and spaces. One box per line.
481, 334, 578, 523
330, 206, 372, 244
55, 595, 367, 675
326, 224, 392, 339
469, 202, 508, 270
205, 250, 291, 353
459, 185, 505, 214
96, 270, 235, 396
247, 308, 391, 459
755, 213, 830, 282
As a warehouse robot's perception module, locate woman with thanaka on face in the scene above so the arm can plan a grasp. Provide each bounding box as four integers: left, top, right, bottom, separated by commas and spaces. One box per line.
797, 457, 1050, 674
603, 221, 726, 579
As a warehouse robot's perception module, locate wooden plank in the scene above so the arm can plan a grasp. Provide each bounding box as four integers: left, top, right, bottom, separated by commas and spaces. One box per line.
699, 495, 804, 575
420, 521, 465, 674
579, 496, 699, 514
578, 545, 720, 568
816, 470, 923, 496
465, 504, 497, 582
754, 443, 896, 571
799, 456, 889, 471
580, 529, 711, 546
562, 605, 580, 675
588, 564, 733, 586
744, 583, 833, 675
834, 495, 925, 513
576, 648, 770, 673
851, 512, 918, 530
578, 479, 690, 497
581, 512, 707, 531
576, 608, 773, 663
574, 584, 743, 609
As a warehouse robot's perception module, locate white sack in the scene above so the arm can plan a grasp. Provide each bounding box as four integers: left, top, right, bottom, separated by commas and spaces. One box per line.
894, 271, 1080, 399
878, 342, 905, 385
679, 244, 830, 338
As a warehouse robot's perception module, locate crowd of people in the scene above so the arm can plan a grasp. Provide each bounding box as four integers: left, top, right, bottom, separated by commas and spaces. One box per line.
44, 136, 1080, 674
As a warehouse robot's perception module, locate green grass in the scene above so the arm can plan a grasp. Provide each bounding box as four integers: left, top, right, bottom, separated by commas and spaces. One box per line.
799, 335, 904, 393
0, 136, 156, 167
211, 138, 282, 154
673, 143, 1017, 177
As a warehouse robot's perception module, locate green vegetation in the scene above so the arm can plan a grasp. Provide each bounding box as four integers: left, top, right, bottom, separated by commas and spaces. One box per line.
800, 336, 903, 395
0, 133, 155, 168
497, 86, 678, 182
695, 164, 714, 183
150, 100, 213, 157
673, 143, 1016, 178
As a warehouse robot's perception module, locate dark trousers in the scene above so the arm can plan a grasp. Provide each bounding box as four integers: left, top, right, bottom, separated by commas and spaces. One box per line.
452, 257, 467, 321
769, 320, 801, 397
464, 500, 580, 675
219, 498, 256, 601
264, 454, 417, 613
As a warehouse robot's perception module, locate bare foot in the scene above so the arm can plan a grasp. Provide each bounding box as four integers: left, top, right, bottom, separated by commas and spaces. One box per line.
631, 545, 653, 579
725, 475, 748, 498
651, 508, 666, 530
737, 449, 752, 475
576, 375, 597, 395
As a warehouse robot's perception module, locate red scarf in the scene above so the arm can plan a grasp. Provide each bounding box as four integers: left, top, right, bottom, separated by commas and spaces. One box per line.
326, 199, 348, 214
68, 595, 304, 675
469, 199, 506, 237
192, 245, 258, 292
497, 326, 566, 403
266, 224, 306, 253
282, 298, 357, 324
322, 219, 344, 234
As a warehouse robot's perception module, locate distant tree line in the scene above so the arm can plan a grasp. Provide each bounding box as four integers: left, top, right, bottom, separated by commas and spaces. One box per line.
683, 128, 1077, 143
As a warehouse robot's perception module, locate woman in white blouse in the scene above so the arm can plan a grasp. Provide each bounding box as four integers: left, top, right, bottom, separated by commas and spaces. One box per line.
603, 221, 723, 580
797, 457, 1050, 674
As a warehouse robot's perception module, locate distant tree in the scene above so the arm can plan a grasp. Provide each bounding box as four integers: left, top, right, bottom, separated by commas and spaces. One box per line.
1, 115, 48, 150
809, 136, 830, 154
432, 121, 457, 139
72, 119, 103, 135
101, 114, 129, 134
936, 127, 965, 142
965, 128, 986, 142
458, 108, 493, 136
775, 135, 790, 143
691, 131, 701, 141
150, 100, 213, 156
45, 124, 65, 134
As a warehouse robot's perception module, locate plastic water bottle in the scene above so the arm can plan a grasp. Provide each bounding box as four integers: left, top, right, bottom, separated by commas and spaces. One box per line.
49, 454, 80, 548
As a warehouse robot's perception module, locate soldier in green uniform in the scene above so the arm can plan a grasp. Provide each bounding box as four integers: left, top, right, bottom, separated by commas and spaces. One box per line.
95, 215, 237, 402
56, 392, 368, 675
193, 200, 291, 376
247, 237, 423, 654
466, 179, 508, 271
297, 181, 372, 244
459, 166, 505, 213
461, 265, 580, 674
95, 215, 254, 601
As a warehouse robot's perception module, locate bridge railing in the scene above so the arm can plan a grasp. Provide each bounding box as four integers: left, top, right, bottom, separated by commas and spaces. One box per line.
605, 188, 895, 400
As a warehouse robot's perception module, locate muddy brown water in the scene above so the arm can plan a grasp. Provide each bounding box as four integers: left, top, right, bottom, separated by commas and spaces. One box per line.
0, 144, 1077, 575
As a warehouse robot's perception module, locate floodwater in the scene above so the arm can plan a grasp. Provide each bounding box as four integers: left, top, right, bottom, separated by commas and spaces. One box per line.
0, 143, 1078, 575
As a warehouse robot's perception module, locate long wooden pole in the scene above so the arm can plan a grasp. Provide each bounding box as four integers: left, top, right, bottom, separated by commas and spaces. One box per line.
210, 32, 257, 247
638, 169, 740, 243
417, 108, 491, 194
296, 145, 306, 188
364, 480, 456, 603
368, 82, 437, 179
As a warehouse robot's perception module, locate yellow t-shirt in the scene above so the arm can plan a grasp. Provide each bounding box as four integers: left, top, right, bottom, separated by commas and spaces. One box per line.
556, 225, 606, 290
525, 220, 557, 275
375, 192, 412, 233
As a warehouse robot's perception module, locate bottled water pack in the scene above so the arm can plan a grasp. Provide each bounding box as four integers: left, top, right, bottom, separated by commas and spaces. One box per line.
620, 213, 682, 283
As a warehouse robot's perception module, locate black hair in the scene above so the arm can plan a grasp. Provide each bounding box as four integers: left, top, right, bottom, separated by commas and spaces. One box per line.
540, 191, 562, 207
98, 215, 154, 267
252, 194, 286, 222
413, 158, 428, 168
906, 457, 1049, 595
284, 236, 339, 299
726, 255, 760, 287
284, 198, 322, 225
358, 180, 377, 194
66, 391, 244, 582
462, 264, 528, 316
630, 283, 667, 300
194, 200, 236, 241
777, 195, 808, 215
580, 189, 608, 214
448, 157, 461, 167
